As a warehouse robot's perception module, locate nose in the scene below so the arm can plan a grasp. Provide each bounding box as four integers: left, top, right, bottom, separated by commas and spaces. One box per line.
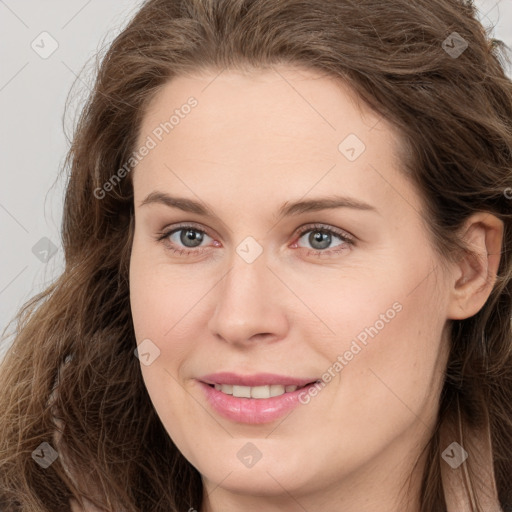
207, 247, 290, 347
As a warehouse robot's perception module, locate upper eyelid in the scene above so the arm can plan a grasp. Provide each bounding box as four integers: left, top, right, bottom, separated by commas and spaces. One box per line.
164, 222, 213, 239
296, 223, 353, 240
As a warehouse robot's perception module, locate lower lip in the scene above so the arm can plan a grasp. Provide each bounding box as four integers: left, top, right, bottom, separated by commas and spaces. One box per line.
198, 381, 318, 424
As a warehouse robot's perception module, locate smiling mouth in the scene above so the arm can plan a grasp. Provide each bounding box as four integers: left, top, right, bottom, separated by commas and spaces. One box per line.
206, 381, 319, 399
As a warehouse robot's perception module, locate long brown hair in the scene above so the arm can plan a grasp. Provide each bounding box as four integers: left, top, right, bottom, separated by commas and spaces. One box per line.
1, 0, 511, 510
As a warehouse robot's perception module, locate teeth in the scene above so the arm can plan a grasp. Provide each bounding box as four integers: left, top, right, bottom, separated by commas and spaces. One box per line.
233, 385, 252, 398
213, 383, 300, 399
251, 385, 271, 399
269, 384, 285, 397
216, 383, 232, 394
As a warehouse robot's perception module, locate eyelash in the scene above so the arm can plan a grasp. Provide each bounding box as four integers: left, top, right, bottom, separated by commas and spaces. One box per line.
155, 222, 355, 258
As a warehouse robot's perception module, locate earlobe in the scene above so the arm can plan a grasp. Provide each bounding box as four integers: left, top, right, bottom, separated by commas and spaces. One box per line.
446, 212, 504, 320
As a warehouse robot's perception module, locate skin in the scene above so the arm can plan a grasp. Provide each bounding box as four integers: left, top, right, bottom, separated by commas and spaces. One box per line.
128, 65, 503, 512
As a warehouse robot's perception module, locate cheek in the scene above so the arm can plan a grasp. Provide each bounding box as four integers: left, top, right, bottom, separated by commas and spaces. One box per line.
129, 243, 210, 403
319, 262, 448, 432
129, 245, 203, 460
308, 246, 447, 406
129, 239, 205, 342
138, 362, 205, 472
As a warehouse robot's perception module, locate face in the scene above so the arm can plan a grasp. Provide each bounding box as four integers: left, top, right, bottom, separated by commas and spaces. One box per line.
129, 66, 453, 510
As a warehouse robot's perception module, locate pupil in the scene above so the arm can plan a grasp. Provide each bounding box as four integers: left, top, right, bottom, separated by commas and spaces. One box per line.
181, 229, 203, 247
310, 231, 330, 250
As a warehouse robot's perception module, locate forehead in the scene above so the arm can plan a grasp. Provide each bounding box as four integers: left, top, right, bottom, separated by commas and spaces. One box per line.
138, 65, 397, 158
132, 66, 418, 222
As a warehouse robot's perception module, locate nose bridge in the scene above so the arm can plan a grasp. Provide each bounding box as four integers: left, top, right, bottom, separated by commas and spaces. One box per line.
208, 241, 288, 344
217, 243, 271, 317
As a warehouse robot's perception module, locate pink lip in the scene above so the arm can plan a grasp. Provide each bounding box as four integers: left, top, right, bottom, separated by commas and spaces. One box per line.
197, 372, 320, 424
200, 372, 317, 387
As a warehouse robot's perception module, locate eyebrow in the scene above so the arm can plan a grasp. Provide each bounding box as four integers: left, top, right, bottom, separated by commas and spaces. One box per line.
139, 191, 378, 220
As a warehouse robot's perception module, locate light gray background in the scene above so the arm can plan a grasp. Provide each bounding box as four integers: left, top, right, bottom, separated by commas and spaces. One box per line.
1, 0, 511, 361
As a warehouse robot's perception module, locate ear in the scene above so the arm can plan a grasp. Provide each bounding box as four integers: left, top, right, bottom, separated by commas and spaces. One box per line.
446, 212, 504, 320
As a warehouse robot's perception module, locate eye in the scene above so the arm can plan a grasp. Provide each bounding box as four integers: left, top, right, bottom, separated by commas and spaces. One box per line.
293, 223, 354, 257
155, 223, 216, 257
155, 222, 355, 258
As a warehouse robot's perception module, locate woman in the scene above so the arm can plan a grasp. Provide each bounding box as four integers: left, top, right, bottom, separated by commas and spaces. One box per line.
0, 0, 511, 511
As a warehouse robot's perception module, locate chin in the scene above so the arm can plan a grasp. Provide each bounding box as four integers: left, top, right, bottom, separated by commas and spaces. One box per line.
202, 466, 300, 496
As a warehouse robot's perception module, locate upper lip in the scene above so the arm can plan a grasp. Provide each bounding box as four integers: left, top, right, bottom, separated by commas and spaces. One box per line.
199, 372, 319, 387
